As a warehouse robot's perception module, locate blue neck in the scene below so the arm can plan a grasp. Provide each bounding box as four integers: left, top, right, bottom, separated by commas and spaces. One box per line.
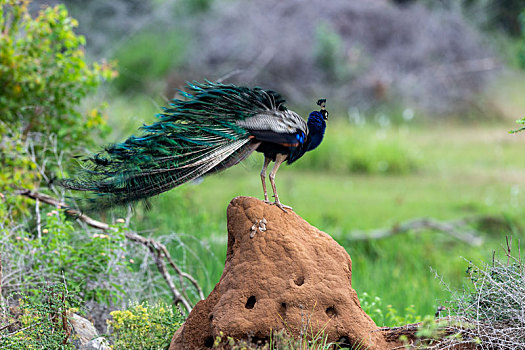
306, 111, 326, 152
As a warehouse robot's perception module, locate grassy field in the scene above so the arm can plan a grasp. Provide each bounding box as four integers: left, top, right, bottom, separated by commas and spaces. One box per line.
101, 94, 525, 326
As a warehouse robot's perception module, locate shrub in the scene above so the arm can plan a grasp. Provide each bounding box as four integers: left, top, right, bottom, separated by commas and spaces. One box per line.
1, 204, 130, 306
106, 301, 183, 350
0, 283, 78, 350
0, 122, 41, 220
432, 238, 525, 349
0, 0, 116, 218
0, 0, 114, 149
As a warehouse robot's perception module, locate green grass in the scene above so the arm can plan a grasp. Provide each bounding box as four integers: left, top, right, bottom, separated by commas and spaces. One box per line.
99, 94, 525, 326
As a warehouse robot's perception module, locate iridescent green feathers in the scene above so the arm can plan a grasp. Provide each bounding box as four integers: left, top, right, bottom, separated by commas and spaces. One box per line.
61, 81, 288, 210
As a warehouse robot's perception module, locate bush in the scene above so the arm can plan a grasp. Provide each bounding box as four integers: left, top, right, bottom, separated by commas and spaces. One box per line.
1, 204, 130, 306
106, 301, 183, 350
0, 0, 116, 218
0, 0, 114, 149
433, 238, 525, 349
0, 122, 41, 219
0, 283, 79, 350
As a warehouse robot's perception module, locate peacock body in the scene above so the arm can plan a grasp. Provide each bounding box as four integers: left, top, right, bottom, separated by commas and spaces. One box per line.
62, 81, 328, 211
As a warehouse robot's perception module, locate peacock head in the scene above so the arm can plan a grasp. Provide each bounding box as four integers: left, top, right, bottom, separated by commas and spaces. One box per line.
317, 99, 328, 120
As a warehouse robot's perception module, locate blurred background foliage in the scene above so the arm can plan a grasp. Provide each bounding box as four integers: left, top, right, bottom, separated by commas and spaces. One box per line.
2, 0, 525, 346
32, 0, 520, 114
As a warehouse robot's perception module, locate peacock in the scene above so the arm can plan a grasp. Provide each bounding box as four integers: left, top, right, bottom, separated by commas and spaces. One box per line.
61, 81, 328, 212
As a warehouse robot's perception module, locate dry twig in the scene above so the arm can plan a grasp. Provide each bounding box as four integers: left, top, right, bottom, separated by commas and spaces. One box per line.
15, 188, 202, 313
348, 217, 484, 246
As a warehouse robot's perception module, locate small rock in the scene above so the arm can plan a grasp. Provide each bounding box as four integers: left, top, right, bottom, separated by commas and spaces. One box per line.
81, 337, 110, 350
69, 313, 99, 348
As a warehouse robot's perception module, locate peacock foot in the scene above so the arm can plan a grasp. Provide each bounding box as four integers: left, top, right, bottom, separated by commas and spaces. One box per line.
272, 201, 292, 213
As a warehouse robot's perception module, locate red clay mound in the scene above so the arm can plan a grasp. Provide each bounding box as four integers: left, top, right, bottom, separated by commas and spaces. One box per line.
170, 196, 394, 349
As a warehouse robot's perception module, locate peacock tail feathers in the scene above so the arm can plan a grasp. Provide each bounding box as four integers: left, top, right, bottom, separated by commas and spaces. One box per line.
61, 81, 289, 210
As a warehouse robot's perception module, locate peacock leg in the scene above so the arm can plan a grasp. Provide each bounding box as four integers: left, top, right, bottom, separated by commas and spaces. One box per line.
260, 157, 271, 203
269, 153, 292, 212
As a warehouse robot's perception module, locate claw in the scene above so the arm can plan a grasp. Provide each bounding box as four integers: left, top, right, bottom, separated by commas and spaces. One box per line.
272, 201, 292, 213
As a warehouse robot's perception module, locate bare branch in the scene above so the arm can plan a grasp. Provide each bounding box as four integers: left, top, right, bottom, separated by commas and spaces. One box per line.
348, 217, 484, 246
159, 245, 205, 300
123, 233, 192, 312
35, 198, 41, 239
0, 321, 43, 339
16, 189, 110, 230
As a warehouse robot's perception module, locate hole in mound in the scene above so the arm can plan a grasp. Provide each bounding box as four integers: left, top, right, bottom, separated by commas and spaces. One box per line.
279, 302, 287, 315
294, 275, 304, 286
204, 336, 214, 348
251, 335, 269, 346
337, 336, 352, 349
209, 314, 213, 321
326, 306, 337, 318
245, 295, 256, 309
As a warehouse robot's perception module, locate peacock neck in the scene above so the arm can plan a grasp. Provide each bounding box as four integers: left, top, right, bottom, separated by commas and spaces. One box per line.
306, 112, 326, 152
